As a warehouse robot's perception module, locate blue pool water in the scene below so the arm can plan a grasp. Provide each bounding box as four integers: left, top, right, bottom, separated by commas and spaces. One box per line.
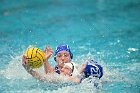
0, 0, 140, 93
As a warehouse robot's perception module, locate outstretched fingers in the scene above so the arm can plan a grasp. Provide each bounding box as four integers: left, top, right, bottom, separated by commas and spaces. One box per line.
44, 47, 53, 54
44, 46, 53, 61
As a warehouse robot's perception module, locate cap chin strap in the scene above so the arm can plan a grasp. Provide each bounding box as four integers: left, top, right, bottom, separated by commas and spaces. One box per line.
70, 62, 74, 76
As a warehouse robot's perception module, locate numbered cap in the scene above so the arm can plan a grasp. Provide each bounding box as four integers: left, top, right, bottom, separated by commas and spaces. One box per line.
83, 60, 103, 79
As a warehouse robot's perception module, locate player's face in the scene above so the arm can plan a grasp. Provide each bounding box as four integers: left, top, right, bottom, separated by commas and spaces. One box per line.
61, 65, 72, 76
56, 51, 71, 68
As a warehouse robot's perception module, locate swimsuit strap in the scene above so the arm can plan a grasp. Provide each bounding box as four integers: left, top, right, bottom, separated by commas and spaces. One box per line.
71, 62, 74, 73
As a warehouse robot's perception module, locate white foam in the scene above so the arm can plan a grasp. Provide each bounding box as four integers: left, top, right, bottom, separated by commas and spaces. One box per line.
128, 48, 139, 51
0, 55, 32, 80
0, 52, 134, 93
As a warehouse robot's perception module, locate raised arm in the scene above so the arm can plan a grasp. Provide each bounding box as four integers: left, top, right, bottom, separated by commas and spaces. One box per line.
44, 47, 55, 74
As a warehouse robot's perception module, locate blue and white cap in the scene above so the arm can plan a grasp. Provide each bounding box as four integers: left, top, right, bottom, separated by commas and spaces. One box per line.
54, 44, 73, 60
83, 60, 103, 79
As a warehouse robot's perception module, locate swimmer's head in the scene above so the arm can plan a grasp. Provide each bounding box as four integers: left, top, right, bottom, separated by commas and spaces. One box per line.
83, 60, 103, 79
61, 62, 79, 76
54, 44, 73, 62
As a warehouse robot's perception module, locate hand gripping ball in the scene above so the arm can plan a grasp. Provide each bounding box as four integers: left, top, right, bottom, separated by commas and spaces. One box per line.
24, 47, 45, 68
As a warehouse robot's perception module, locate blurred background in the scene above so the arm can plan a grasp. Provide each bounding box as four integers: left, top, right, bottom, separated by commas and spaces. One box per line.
0, 0, 140, 93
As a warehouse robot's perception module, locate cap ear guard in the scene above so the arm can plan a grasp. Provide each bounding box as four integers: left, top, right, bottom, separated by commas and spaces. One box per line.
69, 50, 73, 59
70, 53, 73, 59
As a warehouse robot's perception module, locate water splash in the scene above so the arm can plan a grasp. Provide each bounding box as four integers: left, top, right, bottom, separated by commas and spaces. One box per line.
0, 51, 139, 93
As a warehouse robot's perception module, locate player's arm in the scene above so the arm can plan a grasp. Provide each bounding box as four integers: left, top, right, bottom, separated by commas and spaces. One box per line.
44, 47, 55, 74
22, 55, 46, 80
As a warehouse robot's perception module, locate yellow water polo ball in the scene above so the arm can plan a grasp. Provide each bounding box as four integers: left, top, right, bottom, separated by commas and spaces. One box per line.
24, 47, 45, 68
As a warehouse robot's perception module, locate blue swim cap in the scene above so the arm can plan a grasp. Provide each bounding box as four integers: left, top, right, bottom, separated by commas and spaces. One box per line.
83, 60, 103, 79
54, 44, 73, 61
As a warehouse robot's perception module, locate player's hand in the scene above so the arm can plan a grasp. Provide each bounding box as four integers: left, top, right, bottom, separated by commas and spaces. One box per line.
22, 55, 32, 71
44, 46, 53, 61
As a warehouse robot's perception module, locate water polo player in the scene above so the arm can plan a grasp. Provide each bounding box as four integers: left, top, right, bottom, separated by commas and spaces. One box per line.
44, 44, 75, 74
59, 59, 103, 83
80, 59, 103, 81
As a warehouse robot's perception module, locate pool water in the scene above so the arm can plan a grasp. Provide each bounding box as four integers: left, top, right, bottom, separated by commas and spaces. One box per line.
0, 0, 140, 93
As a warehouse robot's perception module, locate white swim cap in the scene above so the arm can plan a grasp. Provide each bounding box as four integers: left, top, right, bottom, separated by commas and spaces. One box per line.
64, 62, 79, 77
